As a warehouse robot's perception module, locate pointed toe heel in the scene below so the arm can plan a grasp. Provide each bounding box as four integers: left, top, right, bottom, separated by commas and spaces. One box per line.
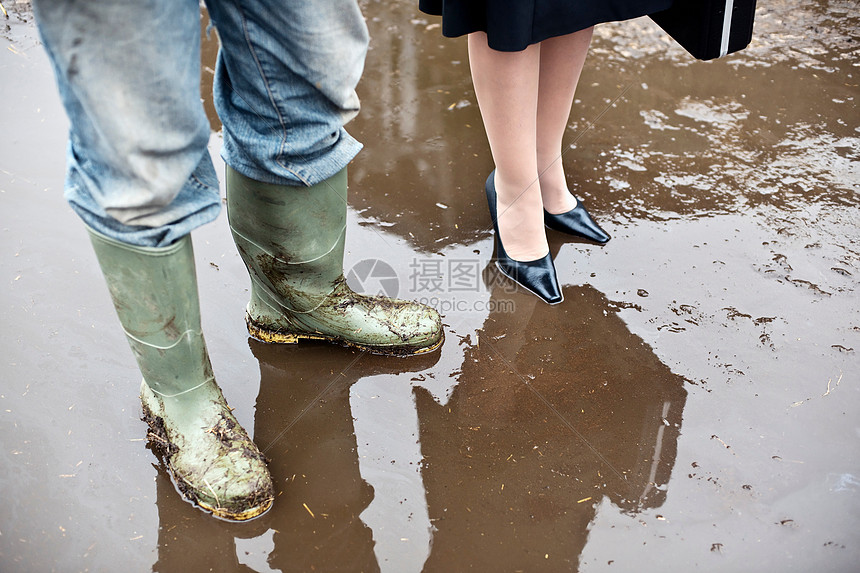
494, 254, 563, 305
544, 201, 611, 244
485, 172, 563, 305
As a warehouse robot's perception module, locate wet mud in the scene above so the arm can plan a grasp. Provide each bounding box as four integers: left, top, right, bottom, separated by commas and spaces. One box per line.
141, 409, 180, 459
141, 385, 274, 522
2, 1, 858, 572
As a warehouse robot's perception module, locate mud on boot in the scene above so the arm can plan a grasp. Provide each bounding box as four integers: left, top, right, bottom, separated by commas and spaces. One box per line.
141, 381, 273, 520
227, 166, 444, 356
87, 228, 274, 520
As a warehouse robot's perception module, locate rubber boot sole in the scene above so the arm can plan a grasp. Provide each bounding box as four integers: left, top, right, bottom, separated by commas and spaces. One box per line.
246, 313, 445, 357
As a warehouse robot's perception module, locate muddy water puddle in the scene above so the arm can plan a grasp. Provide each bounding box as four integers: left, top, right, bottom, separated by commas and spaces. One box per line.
2, 1, 858, 571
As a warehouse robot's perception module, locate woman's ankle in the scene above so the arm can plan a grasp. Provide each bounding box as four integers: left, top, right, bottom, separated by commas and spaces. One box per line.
537, 161, 578, 214
540, 184, 578, 214
493, 177, 549, 261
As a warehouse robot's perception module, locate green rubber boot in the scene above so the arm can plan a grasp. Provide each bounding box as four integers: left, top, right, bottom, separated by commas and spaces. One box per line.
87, 228, 274, 521
226, 166, 444, 356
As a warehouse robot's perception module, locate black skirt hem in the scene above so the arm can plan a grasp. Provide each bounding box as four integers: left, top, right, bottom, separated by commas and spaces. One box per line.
419, 0, 673, 52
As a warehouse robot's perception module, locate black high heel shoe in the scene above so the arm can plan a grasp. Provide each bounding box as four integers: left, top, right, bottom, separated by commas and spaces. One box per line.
544, 198, 611, 244
485, 172, 563, 305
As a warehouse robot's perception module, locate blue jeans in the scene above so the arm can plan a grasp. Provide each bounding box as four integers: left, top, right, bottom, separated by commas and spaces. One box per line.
33, 0, 368, 247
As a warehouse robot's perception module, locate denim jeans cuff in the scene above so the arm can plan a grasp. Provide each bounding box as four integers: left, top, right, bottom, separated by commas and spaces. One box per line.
222, 136, 363, 188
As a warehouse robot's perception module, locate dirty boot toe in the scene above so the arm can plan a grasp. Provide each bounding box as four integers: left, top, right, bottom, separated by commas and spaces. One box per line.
141, 381, 274, 521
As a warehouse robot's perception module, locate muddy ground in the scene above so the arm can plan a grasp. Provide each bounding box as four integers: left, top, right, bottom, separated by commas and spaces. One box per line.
1, 1, 858, 571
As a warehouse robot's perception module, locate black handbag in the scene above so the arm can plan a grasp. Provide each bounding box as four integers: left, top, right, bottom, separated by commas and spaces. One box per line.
650, 0, 758, 60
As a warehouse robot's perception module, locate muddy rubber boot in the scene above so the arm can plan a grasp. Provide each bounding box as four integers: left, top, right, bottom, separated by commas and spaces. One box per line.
87, 228, 274, 521
226, 166, 444, 356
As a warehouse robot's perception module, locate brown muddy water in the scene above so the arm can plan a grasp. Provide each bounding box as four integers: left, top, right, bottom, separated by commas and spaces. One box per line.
2, 1, 858, 571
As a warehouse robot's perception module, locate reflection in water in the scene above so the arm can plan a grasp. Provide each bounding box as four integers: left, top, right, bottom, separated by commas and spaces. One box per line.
148, 7, 692, 571
250, 342, 379, 572
1, 0, 855, 570
416, 267, 688, 570
351, 376, 432, 573
150, 261, 687, 572
151, 341, 440, 572
152, 461, 272, 572
352, 1, 493, 252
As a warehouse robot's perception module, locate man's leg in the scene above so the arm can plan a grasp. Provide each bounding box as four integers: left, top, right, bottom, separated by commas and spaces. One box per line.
206, 0, 444, 355
34, 0, 221, 247
205, 0, 367, 187
33, 0, 273, 519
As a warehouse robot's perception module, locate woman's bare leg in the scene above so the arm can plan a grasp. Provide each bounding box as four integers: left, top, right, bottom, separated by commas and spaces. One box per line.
468, 32, 548, 261
536, 27, 594, 215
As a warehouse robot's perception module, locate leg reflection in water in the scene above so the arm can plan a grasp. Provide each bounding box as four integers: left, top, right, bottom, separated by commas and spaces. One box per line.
416, 264, 688, 571
151, 460, 271, 572
150, 263, 685, 571
150, 336, 440, 571
251, 341, 440, 572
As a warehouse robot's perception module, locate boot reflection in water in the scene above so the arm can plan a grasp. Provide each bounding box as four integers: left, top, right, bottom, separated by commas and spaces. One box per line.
248, 340, 441, 571
150, 462, 271, 572
148, 340, 439, 570
32, 0, 443, 520
416, 264, 687, 569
